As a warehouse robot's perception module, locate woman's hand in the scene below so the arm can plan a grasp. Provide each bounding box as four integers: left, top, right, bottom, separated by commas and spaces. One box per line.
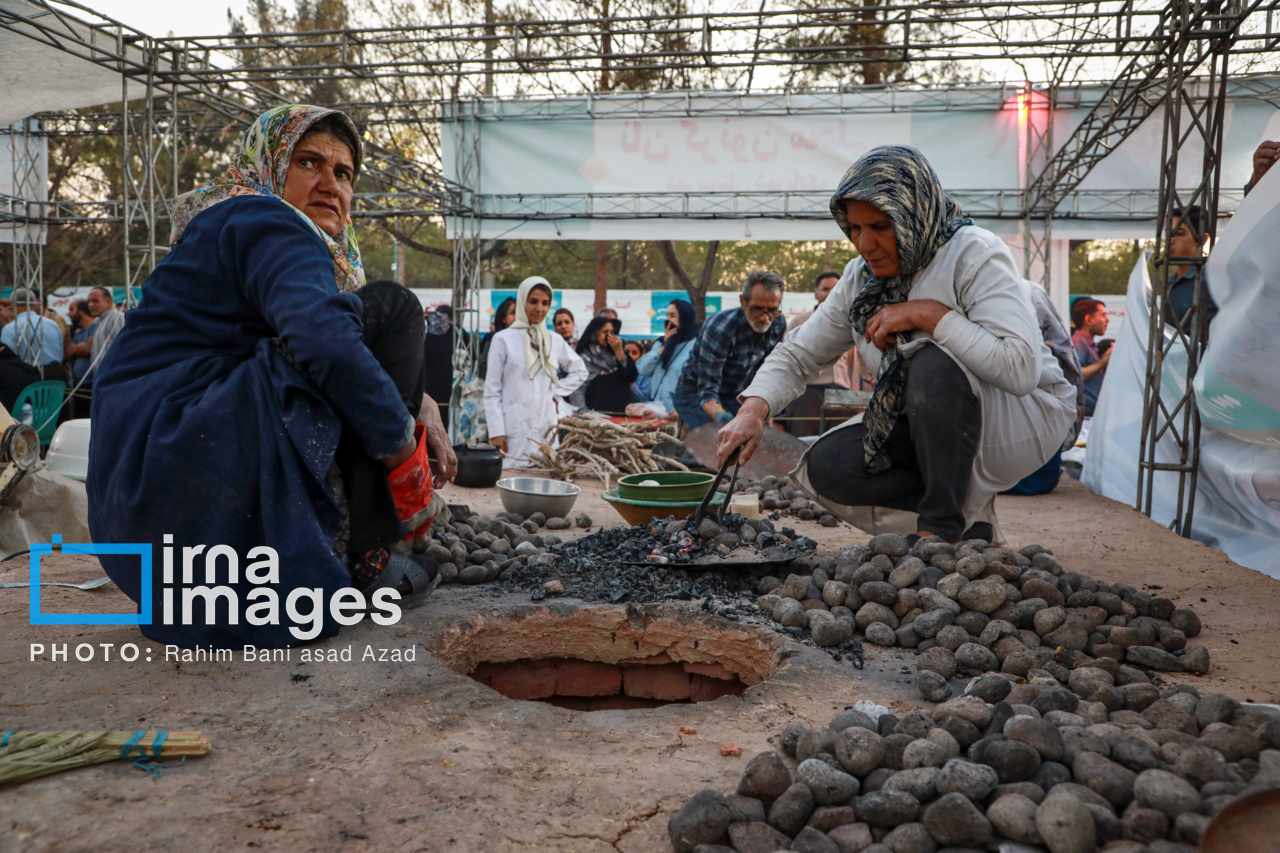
716, 397, 770, 465
664, 324, 676, 341
417, 395, 457, 483
865, 299, 952, 351
606, 330, 626, 360
490, 435, 508, 454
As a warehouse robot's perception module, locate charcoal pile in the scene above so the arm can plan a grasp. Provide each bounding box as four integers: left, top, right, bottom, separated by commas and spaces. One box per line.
668, 675, 1280, 853
556, 514, 816, 567
502, 514, 817, 610
752, 532, 1213, 685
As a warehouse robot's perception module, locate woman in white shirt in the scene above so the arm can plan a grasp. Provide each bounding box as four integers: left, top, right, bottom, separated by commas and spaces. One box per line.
484, 276, 588, 465
718, 146, 1075, 543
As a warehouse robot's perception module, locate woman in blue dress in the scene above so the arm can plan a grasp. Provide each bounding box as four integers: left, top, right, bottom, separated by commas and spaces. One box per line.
88, 105, 454, 649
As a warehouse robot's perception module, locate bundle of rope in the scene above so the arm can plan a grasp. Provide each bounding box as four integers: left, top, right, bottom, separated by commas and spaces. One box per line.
529, 416, 688, 488
0, 730, 212, 787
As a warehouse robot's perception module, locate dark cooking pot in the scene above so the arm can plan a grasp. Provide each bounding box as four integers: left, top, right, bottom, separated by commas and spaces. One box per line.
453, 443, 504, 488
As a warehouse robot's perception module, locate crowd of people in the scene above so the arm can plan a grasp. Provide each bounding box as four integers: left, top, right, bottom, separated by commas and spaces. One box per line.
0, 285, 126, 416
66, 99, 1275, 650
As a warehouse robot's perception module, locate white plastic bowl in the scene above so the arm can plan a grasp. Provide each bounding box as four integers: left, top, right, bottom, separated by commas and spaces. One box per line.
46, 418, 91, 481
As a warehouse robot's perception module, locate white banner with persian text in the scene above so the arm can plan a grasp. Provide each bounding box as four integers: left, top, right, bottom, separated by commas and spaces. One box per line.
443, 87, 1280, 243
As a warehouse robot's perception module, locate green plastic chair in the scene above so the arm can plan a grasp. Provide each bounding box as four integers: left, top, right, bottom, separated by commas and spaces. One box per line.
13, 380, 66, 447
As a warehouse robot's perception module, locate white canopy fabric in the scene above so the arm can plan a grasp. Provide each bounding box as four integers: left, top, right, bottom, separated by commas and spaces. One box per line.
0, 129, 47, 244
1083, 175, 1280, 579
0, 0, 147, 128
444, 85, 1280, 243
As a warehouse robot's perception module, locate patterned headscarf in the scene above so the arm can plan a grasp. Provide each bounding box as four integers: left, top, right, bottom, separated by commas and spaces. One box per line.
169, 104, 365, 293
576, 316, 624, 381
830, 145, 972, 474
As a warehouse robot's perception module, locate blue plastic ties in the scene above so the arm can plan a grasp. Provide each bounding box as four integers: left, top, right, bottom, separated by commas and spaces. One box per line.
118, 731, 146, 760
127, 730, 185, 779
1, 731, 12, 747
132, 754, 186, 779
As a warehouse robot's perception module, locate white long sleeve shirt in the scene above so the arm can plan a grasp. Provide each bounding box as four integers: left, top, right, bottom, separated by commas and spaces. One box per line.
483, 327, 588, 465
741, 226, 1076, 541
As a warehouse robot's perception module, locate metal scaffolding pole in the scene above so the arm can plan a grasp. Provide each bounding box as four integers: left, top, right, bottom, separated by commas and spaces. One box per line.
448, 100, 483, 440
1020, 83, 1057, 291
120, 39, 180, 306
1136, 0, 1236, 536
6, 119, 44, 303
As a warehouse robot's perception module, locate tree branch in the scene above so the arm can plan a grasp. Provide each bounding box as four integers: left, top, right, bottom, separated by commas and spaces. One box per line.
381, 223, 452, 259
700, 241, 720, 292
659, 240, 720, 322
658, 240, 692, 290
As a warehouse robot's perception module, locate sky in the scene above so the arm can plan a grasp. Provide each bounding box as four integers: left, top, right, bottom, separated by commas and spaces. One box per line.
82, 1, 293, 38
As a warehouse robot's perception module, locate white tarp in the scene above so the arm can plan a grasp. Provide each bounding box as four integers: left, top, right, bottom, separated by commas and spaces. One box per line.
1193, 168, 1280, 448
0, 124, 47, 245
1082, 175, 1280, 578
0, 466, 90, 554
0, 0, 147, 128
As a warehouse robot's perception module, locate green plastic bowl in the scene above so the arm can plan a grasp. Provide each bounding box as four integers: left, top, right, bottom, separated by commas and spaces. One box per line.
616, 471, 717, 503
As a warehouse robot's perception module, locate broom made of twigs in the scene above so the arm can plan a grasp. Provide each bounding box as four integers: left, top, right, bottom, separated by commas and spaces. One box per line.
0, 730, 212, 787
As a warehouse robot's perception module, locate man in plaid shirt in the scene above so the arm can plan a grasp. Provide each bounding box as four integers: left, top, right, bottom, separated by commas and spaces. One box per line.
674, 269, 787, 429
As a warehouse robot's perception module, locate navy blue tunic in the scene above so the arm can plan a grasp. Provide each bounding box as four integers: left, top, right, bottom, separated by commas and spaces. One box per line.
88, 196, 414, 649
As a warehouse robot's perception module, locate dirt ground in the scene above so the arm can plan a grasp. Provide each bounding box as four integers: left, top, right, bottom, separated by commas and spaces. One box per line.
1, 473, 1278, 852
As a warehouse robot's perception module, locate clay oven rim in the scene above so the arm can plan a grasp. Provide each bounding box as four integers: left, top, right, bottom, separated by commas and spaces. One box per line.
429, 602, 785, 686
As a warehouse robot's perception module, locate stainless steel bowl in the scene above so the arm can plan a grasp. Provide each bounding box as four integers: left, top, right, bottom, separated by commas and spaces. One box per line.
496, 477, 582, 519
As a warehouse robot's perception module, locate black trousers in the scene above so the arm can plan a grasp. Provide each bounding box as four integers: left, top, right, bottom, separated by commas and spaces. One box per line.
335, 281, 426, 554
807, 343, 981, 542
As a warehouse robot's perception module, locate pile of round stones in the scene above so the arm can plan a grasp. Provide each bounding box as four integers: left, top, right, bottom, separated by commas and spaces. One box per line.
668, 681, 1280, 852
733, 475, 844, 528
667, 532, 1280, 852
419, 507, 592, 585
753, 533, 1211, 686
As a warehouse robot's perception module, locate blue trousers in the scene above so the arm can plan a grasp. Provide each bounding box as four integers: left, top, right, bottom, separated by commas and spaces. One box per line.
674, 384, 740, 430
1001, 448, 1063, 496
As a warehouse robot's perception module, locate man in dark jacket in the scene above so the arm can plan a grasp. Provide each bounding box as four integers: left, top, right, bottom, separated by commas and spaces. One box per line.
0, 345, 42, 414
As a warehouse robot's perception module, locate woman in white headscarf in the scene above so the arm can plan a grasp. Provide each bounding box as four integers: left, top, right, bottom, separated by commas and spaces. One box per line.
484, 276, 588, 465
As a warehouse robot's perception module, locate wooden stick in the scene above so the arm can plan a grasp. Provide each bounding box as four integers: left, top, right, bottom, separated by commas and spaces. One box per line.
98, 731, 212, 755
